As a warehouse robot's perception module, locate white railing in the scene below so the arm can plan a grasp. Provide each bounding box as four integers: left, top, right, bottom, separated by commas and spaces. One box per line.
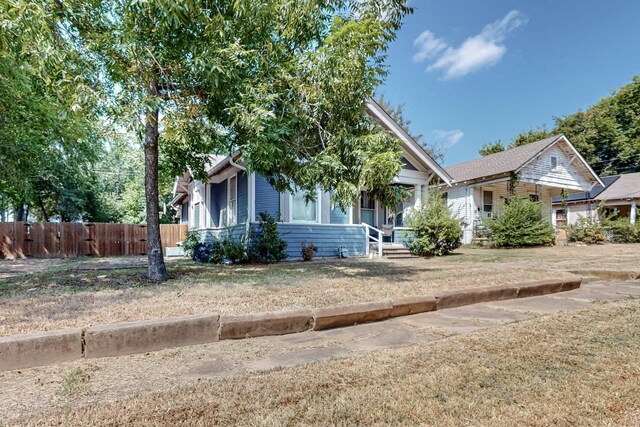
362, 223, 384, 258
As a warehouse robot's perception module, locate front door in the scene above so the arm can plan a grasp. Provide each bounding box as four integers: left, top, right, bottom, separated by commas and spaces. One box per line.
482, 190, 494, 219
555, 209, 566, 227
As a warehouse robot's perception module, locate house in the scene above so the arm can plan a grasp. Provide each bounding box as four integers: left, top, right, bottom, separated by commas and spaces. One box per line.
169, 98, 453, 259
443, 135, 603, 244
551, 172, 640, 225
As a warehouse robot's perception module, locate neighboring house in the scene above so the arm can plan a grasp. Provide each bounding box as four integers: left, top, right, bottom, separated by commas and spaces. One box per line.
444, 135, 603, 244
551, 172, 640, 225
169, 98, 453, 259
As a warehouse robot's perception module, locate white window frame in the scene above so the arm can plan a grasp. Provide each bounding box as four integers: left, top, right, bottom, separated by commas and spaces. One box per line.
227, 174, 238, 226
193, 201, 201, 229
360, 190, 378, 226
289, 187, 321, 224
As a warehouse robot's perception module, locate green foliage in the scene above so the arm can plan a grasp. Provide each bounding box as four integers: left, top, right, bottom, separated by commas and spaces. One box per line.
247, 213, 288, 263
374, 94, 443, 162
602, 217, 640, 243
510, 127, 553, 148
180, 230, 202, 259
219, 230, 247, 264
567, 217, 607, 245
406, 191, 462, 256
479, 140, 506, 156
485, 197, 556, 247
301, 241, 317, 261
501, 76, 640, 175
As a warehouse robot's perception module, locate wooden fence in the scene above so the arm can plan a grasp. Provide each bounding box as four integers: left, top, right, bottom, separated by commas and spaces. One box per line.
0, 222, 188, 259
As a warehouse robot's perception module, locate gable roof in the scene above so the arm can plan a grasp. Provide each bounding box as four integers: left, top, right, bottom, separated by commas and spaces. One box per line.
445, 134, 603, 187
365, 98, 453, 185
595, 172, 640, 201
446, 135, 562, 183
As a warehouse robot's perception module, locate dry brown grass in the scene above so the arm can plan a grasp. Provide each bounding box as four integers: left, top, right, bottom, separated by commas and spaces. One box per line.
9, 298, 640, 426
0, 244, 637, 337
0, 260, 562, 337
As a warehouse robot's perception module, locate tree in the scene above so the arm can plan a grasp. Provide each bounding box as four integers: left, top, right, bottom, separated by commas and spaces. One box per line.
509, 127, 553, 148
67, 1, 411, 281
485, 197, 556, 247
374, 94, 444, 161
406, 191, 462, 256
0, 1, 103, 221
479, 140, 505, 156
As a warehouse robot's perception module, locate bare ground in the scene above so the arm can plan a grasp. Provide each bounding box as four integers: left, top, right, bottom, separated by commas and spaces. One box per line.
3, 298, 639, 426
0, 244, 638, 336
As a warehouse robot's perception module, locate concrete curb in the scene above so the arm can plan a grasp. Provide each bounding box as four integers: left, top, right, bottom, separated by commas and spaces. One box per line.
0, 278, 584, 372
84, 314, 219, 359
220, 310, 313, 340
0, 329, 82, 371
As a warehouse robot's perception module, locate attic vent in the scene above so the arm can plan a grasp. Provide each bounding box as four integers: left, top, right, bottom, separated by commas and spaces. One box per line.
550, 156, 558, 170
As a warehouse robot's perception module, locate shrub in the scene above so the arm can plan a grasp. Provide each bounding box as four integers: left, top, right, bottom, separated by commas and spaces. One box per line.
602, 217, 640, 243
219, 228, 247, 263
247, 212, 288, 263
301, 241, 317, 261
567, 217, 607, 244
181, 230, 224, 263
485, 197, 555, 247
406, 191, 463, 256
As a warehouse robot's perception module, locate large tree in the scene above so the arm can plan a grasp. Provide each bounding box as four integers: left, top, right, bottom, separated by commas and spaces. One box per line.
64, 0, 411, 281
0, 1, 104, 221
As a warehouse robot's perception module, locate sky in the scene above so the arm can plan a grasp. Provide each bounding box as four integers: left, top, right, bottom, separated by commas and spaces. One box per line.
378, 0, 640, 166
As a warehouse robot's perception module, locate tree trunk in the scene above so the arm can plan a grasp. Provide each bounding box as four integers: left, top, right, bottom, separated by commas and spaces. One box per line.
15, 205, 25, 221
144, 77, 168, 281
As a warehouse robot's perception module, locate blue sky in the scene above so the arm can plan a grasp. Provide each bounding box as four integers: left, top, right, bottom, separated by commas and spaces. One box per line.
378, 0, 640, 166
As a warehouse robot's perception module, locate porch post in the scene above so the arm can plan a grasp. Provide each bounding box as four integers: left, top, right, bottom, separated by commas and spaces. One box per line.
414, 184, 423, 210
631, 202, 637, 224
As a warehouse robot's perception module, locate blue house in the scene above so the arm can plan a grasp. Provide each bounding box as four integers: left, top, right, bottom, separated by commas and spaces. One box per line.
169, 99, 453, 259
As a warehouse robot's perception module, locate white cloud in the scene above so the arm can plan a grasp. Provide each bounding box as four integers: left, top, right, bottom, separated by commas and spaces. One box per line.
412, 31, 447, 62
413, 10, 528, 79
431, 129, 464, 148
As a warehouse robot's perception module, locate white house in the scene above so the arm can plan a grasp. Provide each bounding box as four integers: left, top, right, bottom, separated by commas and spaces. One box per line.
443, 135, 603, 244
551, 172, 639, 226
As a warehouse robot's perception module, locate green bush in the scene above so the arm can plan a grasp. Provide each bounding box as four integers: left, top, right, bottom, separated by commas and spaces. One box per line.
485, 197, 555, 247
180, 230, 201, 258
219, 228, 247, 263
567, 217, 607, 244
247, 212, 288, 263
406, 191, 463, 256
602, 217, 640, 243
181, 230, 224, 263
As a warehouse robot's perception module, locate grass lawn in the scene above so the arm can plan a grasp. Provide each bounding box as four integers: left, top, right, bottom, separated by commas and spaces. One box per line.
0, 244, 638, 336
7, 298, 640, 426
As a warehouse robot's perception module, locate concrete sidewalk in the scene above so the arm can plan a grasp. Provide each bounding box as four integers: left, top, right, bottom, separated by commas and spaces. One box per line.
1, 280, 638, 420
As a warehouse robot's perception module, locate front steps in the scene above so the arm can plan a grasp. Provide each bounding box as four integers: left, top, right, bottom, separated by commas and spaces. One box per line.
370, 243, 416, 259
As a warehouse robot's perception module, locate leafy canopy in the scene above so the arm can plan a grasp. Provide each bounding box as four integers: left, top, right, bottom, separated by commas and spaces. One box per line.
67, 0, 412, 209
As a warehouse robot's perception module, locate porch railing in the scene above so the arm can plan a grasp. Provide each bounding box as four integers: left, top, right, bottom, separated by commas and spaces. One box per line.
362, 223, 383, 258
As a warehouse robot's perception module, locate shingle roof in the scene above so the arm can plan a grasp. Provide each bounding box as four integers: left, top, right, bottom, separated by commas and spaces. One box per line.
595, 172, 640, 201
551, 175, 621, 203
445, 135, 563, 183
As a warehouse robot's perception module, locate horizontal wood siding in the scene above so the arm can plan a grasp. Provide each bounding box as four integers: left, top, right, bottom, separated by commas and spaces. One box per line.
393, 229, 415, 246
519, 144, 592, 191
255, 174, 281, 219
199, 225, 247, 244
272, 223, 366, 259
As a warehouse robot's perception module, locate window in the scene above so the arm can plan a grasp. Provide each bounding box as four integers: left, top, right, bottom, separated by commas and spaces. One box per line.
228, 175, 237, 225
551, 156, 558, 170
483, 190, 493, 213
529, 194, 540, 202
291, 189, 318, 222
360, 190, 376, 227
193, 202, 201, 228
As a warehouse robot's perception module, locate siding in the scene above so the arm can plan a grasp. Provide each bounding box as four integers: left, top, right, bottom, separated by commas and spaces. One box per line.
393, 229, 415, 246
199, 224, 247, 244
274, 223, 366, 259
237, 172, 248, 224
519, 144, 592, 191
255, 174, 281, 219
